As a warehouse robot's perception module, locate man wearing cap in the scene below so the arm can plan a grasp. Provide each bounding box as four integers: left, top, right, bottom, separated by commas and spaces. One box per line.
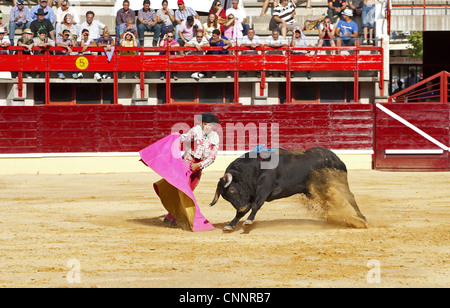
30, 8, 55, 41
336, 8, 359, 48
174, 0, 199, 41
9, 0, 31, 45
30, 0, 56, 24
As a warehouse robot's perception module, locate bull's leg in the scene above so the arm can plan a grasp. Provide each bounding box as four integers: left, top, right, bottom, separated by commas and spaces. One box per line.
224, 205, 251, 232
243, 202, 264, 226
346, 191, 367, 222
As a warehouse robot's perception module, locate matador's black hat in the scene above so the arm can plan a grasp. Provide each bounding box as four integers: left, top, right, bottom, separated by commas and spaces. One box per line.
198, 112, 219, 124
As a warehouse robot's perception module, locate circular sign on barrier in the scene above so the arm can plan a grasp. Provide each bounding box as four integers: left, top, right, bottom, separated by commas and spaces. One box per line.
75, 56, 89, 70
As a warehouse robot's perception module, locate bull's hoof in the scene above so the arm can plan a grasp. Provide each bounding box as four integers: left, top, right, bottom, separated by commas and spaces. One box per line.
243, 219, 254, 227
223, 225, 235, 232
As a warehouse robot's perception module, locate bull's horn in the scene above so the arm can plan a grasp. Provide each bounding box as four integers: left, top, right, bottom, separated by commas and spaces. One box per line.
209, 187, 220, 206
223, 173, 233, 188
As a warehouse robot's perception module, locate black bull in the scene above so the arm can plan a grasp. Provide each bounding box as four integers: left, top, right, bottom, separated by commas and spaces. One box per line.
210, 147, 367, 231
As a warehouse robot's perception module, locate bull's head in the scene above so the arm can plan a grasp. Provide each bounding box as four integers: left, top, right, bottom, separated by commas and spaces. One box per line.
210, 173, 251, 212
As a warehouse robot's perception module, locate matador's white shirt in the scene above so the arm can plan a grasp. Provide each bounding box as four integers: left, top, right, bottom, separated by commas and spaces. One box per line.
181, 125, 219, 169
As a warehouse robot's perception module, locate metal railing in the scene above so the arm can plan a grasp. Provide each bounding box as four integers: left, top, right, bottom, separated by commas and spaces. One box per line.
389, 70, 449, 102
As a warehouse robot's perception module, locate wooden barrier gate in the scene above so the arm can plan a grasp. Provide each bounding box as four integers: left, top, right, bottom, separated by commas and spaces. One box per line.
374, 103, 450, 171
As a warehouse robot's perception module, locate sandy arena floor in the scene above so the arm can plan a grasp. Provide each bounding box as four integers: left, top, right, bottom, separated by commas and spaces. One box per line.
0, 170, 448, 288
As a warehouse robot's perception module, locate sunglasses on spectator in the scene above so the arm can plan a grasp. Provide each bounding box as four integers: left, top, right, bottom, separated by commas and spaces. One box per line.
197, 36, 203, 38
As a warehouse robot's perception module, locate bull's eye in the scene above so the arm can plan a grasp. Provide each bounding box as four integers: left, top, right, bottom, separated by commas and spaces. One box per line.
228, 187, 236, 194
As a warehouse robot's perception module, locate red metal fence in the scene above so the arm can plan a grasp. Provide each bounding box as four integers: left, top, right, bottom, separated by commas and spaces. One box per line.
0, 45, 384, 104
389, 71, 450, 103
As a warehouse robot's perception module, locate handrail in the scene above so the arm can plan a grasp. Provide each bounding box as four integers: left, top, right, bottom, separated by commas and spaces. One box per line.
389, 70, 449, 103
0, 44, 383, 105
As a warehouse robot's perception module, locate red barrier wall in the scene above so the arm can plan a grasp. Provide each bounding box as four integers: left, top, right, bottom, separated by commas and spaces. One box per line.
0, 104, 373, 154
374, 103, 450, 171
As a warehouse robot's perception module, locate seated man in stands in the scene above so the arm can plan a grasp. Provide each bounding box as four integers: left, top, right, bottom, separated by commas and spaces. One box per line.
137, 0, 161, 47
175, 0, 199, 41
116, 0, 136, 42
264, 29, 287, 77
9, 0, 31, 46
328, 0, 347, 20
336, 8, 359, 50
0, 27, 11, 54
185, 30, 210, 81
177, 15, 202, 47
272, 0, 301, 38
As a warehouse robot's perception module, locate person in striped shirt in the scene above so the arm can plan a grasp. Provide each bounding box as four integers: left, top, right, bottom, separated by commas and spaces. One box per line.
272, 0, 301, 38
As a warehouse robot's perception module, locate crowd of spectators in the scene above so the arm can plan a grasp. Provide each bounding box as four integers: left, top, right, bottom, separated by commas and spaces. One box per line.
0, 0, 378, 80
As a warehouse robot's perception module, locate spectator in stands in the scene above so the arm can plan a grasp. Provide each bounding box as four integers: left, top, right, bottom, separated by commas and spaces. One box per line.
336, 8, 359, 49
97, 29, 115, 79
16, 28, 33, 78
9, 0, 31, 46
30, 8, 55, 41
361, 0, 376, 45
0, 27, 11, 54
119, 30, 139, 79
58, 13, 78, 40
327, 0, 347, 20
77, 28, 96, 53
55, 1, 80, 37
203, 12, 220, 41
240, 27, 261, 54
33, 29, 54, 79
174, 0, 199, 41
157, 0, 175, 42
78, 11, 107, 44
264, 29, 287, 77
0, 11, 7, 32
317, 16, 336, 52
210, 1, 226, 35
178, 15, 202, 47
116, 0, 136, 42
226, 0, 249, 36
137, 0, 161, 47
55, 29, 75, 79
186, 30, 209, 81
223, 14, 243, 45
290, 26, 312, 78
239, 27, 261, 77
119, 17, 139, 41
30, 0, 55, 24
159, 31, 179, 80
273, 0, 301, 38
207, 28, 231, 78
348, 0, 363, 16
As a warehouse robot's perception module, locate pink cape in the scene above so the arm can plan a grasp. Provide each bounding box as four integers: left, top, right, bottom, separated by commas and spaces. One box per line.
139, 133, 215, 231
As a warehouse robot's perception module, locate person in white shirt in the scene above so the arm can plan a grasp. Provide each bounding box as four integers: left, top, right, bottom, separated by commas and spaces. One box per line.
185, 30, 209, 80
240, 28, 261, 55
55, 1, 80, 38
225, 0, 249, 36
78, 11, 107, 43
264, 29, 287, 77
273, 0, 301, 38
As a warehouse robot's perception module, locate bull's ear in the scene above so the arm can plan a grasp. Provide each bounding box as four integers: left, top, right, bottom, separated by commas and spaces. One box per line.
223, 173, 233, 188
209, 187, 220, 206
